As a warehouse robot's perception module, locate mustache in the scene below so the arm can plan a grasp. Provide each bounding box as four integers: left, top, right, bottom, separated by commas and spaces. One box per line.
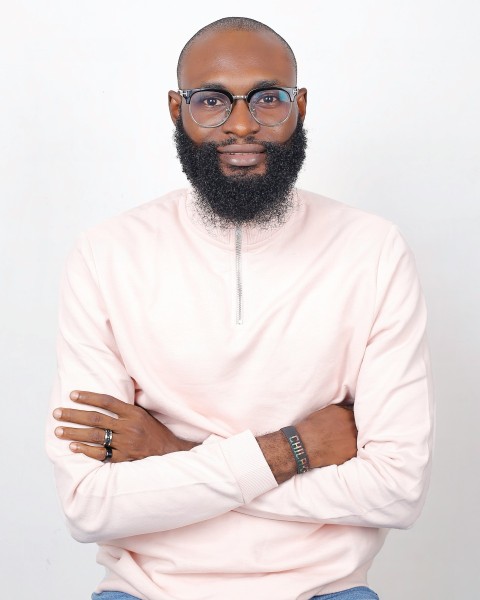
207, 137, 271, 149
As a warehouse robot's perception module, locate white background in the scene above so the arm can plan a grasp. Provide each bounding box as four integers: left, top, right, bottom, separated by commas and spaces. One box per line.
1, 1, 479, 598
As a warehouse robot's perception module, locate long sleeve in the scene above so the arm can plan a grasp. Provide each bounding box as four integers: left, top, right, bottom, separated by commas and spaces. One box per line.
46, 233, 277, 543
236, 226, 434, 529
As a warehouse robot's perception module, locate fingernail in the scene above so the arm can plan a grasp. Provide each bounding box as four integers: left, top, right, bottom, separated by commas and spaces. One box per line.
70, 391, 80, 400
55, 427, 64, 437
53, 409, 62, 419
70, 443, 79, 451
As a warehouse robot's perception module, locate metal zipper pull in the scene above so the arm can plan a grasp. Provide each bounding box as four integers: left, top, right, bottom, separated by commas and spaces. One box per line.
235, 225, 243, 325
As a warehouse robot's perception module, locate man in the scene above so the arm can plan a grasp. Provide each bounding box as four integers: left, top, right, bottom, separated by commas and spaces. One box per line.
47, 17, 433, 600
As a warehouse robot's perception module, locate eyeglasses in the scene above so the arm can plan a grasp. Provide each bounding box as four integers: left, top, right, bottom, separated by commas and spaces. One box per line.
178, 86, 298, 128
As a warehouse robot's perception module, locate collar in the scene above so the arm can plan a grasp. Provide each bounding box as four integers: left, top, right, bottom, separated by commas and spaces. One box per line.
180, 188, 305, 250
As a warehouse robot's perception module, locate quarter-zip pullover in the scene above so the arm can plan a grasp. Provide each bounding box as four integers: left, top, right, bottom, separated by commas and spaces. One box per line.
46, 188, 433, 600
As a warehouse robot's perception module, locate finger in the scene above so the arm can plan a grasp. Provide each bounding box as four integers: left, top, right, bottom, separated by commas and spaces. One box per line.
70, 390, 132, 417
69, 442, 119, 463
53, 407, 116, 430
55, 426, 112, 446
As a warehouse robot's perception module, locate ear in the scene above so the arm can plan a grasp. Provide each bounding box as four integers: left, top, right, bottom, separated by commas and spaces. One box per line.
296, 87, 307, 122
168, 90, 182, 124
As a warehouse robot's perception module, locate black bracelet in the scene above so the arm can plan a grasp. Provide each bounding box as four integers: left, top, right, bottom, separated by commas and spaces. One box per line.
280, 426, 310, 474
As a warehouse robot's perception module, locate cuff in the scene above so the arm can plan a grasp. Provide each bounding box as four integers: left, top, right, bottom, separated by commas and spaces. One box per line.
219, 430, 278, 504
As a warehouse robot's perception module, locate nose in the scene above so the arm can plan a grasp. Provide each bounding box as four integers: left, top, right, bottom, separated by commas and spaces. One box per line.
221, 98, 261, 138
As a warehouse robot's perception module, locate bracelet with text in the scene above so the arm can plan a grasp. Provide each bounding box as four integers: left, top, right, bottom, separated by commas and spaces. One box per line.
280, 426, 311, 474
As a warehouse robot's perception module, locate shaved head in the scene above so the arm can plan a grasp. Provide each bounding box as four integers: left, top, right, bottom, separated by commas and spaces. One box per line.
177, 17, 297, 86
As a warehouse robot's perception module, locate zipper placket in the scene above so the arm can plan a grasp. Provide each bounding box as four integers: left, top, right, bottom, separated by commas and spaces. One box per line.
235, 224, 243, 325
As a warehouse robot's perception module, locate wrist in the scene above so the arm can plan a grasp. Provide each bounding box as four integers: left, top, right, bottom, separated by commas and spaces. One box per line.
161, 433, 197, 454
179, 439, 198, 451
256, 431, 297, 484
280, 425, 310, 474
295, 420, 322, 468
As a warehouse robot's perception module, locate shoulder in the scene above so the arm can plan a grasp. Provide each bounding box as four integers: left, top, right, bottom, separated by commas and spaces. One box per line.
66, 189, 187, 274
294, 188, 415, 270
297, 188, 392, 230
83, 188, 187, 246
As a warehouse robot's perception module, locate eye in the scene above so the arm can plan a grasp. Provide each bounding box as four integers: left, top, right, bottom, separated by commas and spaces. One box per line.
251, 89, 290, 110
204, 96, 221, 107
192, 91, 230, 110
257, 92, 279, 104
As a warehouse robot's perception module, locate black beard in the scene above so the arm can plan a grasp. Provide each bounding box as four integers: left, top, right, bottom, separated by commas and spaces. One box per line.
174, 117, 307, 229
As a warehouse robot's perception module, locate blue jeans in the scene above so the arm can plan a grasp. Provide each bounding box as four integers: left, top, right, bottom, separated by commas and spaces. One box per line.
92, 586, 379, 599
312, 587, 379, 599
92, 594, 139, 600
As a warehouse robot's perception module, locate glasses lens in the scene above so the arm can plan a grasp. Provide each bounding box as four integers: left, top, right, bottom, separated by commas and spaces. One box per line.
189, 91, 231, 127
250, 89, 292, 125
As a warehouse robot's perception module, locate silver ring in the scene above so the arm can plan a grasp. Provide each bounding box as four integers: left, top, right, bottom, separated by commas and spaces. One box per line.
103, 429, 113, 447
103, 446, 113, 462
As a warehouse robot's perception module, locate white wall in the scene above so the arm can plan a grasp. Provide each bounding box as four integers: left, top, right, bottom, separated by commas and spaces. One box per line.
1, 1, 478, 598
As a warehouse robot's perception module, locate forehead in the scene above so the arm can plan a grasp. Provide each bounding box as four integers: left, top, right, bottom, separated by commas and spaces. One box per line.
179, 29, 296, 90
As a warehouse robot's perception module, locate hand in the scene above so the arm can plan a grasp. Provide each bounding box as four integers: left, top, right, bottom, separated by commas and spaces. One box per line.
296, 403, 358, 469
53, 390, 196, 463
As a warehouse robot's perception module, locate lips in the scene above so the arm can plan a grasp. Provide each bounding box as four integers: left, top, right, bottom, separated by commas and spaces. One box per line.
217, 144, 266, 167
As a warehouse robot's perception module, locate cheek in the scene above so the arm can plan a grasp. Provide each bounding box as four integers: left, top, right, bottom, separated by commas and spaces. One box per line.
265, 112, 299, 143
248, 111, 299, 144
181, 113, 218, 145
266, 126, 295, 144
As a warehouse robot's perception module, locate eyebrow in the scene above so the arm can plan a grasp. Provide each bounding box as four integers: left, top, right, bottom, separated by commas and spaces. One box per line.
194, 79, 282, 91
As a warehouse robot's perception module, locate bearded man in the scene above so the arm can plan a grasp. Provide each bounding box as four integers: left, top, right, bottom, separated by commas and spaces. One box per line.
47, 17, 433, 600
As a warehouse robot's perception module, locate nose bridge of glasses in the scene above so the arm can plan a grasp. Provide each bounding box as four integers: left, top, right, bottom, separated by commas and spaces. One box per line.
231, 94, 249, 102
227, 93, 258, 123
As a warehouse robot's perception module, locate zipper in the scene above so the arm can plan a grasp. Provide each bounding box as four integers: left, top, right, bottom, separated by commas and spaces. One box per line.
235, 225, 243, 325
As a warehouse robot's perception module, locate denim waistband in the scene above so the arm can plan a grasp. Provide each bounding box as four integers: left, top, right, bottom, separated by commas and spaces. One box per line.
92, 586, 379, 600
311, 586, 379, 599
92, 593, 140, 600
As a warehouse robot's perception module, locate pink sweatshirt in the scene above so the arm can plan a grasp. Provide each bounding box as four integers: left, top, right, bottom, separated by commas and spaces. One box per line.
46, 188, 433, 600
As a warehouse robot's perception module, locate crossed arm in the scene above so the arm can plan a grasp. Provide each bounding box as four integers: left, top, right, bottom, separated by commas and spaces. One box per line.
53, 390, 358, 484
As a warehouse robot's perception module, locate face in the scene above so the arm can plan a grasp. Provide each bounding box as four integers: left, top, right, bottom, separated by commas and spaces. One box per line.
169, 29, 308, 227
170, 29, 307, 177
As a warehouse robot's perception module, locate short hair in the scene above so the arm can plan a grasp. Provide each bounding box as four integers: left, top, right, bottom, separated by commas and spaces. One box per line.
177, 17, 297, 85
